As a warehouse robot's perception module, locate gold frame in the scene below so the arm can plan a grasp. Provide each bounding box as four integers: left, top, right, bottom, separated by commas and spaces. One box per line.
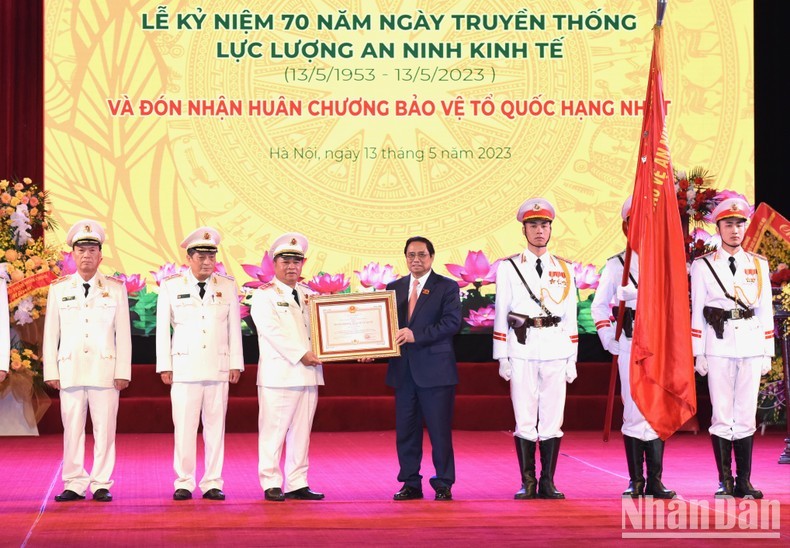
309, 290, 400, 362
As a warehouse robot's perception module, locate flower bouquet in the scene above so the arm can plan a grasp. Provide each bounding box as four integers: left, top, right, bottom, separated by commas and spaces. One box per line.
1, 177, 61, 345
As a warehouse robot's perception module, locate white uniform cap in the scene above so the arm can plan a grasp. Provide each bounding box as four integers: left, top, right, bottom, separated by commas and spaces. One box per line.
516, 198, 555, 222
711, 197, 751, 222
621, 196, 633, 221
66, 219, 105, 247
181, 226, 221, 252
270, 232, 308, 259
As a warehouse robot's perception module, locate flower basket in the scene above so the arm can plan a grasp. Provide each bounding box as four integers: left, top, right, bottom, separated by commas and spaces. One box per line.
13, 316, 45, 347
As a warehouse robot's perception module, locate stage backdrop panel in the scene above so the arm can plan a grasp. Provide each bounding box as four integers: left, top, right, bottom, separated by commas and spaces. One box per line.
43, 1, 753, 294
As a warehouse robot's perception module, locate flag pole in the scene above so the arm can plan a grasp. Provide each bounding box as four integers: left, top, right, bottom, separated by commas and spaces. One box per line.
602, 0, 668, 442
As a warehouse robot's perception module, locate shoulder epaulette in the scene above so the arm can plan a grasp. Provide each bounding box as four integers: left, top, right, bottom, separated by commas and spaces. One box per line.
553, 254, 573, 264
105, 275, 124, 284
746, 251, 767, 261
259, 281, 275, 290
693, 251, 715, 261
162, 272, 183, 282
216, 272, 235, 281
607, 251, 626, 262
51, 275, 70, 285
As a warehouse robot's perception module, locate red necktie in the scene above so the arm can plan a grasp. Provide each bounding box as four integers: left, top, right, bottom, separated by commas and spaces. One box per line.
408, 279, 419, 320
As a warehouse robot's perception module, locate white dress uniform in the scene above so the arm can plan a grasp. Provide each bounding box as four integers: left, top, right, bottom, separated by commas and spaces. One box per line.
493, 249, 578, 441
156, 268, 244, 494
591, 251, 658, 441
42, 271, 131, 495
690, 248, 774, 440
251, 277, 324, 492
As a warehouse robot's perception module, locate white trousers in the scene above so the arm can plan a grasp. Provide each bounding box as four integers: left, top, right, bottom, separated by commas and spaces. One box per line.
509, 358, 565, 441
618, 341, 658, 441
171, 381, 229, 493
257, 385, 318, 492
59, 386, 119, 495
706, 355, 761, 440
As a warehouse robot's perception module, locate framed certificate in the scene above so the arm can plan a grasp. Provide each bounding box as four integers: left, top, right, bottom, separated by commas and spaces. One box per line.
309, 291, 400, 362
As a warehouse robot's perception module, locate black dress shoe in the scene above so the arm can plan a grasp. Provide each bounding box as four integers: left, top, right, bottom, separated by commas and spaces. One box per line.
284, 486, 325, 500
92, 489, 113, 502
55, 489, 85, 502
202, 488, 226, 501
393, 485, 423, 501
264, 487, 285, 502
434, 487, 452, 501
173, 489, 192, 501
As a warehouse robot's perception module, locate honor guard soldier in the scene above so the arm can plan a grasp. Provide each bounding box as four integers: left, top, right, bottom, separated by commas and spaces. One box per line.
691, 197, 774, 499
250, 233, 325, 502
43, 220, 132, 503
156, 227, 244, 501
591, 197, 676, 499
493, 198, 578, 500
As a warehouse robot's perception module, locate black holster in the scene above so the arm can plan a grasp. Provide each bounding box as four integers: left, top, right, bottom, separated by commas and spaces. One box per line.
703, 306, 726, 339
612, 306, 635, 339
508, 312, 529, 345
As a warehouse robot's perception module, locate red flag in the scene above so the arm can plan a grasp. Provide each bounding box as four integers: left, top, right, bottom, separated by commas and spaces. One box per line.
626, 24, 696, 440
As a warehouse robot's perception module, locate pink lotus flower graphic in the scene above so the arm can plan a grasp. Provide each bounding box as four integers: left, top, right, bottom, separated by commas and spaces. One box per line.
115, 273, 146, 295
58, 251, 77, 275
573, 263, 601, 290
150, 263, 187, 286
239, 294, 251, 319
214, 262, 228, 276
241, 252, 276, 288
354, 262, 399, 290
464, 305, 495, 327
307, 273, 350, 295
445, 251, 501, 288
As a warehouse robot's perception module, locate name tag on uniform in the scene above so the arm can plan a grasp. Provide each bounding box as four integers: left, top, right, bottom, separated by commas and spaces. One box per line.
177, 294, 191, 299
276, 302, 290, 307
62, 296, 76, 302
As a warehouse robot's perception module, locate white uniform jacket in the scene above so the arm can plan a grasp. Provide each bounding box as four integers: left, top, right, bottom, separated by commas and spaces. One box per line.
493, 250, 578, 361
42, 273, 132, 389
690, 249, 774, 358
591, 251, 639, 349
250, 279, 324, 388
156, 271, 244, 381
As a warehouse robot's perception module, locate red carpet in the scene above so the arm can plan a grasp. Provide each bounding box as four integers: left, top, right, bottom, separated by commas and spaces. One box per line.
1, 431, 788, 546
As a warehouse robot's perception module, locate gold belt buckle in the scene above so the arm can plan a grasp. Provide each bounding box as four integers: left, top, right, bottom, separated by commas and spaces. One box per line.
731, 309, 742, 320
533, 317, 543, 328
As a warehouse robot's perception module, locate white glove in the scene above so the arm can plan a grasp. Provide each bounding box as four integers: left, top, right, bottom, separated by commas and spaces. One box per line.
565, 360, 577, 383
694, 355, 708, 376
616, 283, 638, 302
498, 359, 512, 381
760, 357, 772, 376
606, 338, 620, 356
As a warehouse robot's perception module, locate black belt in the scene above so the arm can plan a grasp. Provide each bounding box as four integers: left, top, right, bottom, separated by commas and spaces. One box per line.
704, 306, 755, 320
525, 315, 561, 328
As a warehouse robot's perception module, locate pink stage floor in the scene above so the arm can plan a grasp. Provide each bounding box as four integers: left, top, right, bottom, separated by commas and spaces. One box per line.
1, 430, 788, 546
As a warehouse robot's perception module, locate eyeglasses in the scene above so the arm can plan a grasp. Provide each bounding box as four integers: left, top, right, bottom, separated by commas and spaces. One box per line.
406, 252, 430, 260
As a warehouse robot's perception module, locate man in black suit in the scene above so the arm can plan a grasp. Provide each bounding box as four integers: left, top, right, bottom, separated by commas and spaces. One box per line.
386, 236, 462, 501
